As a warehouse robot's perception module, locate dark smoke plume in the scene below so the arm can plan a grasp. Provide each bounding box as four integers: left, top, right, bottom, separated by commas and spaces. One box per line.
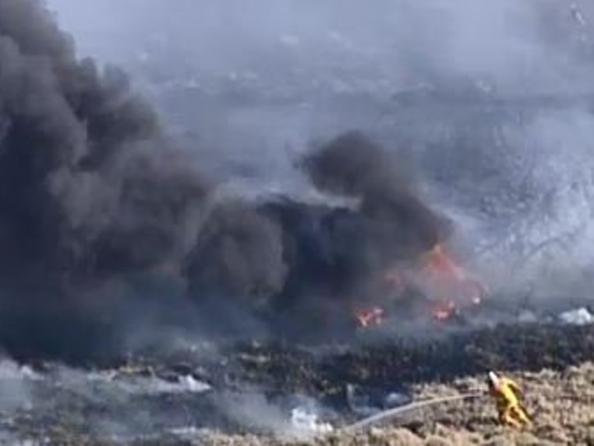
0, 0, 448, 359
0, 0, 208, 360
185, 202, 287, 307
304, 131, 447, 259
185, 132, 446, 336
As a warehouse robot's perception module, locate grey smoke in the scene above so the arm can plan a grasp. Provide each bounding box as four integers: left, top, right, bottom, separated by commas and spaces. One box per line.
1, 0, 592, 361
0, 0, 212, 359
0, 0, 456, 359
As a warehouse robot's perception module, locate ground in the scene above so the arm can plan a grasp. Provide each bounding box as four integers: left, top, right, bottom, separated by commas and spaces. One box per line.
3, 323, 594, 445
203, 362, 594, 446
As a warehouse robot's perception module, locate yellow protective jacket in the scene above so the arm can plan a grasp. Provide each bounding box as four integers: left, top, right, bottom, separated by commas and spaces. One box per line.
491, 377, 522, 407
490, 376, 531, 428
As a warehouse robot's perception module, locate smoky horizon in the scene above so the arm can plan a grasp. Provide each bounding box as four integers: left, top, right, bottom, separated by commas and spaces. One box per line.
0, 2, 593, 444
0, 0, 589, 362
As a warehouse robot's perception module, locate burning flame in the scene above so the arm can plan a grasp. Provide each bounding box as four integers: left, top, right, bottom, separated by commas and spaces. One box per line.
424, 244, 472, 287
423, 244, 485, 310
432, 300, 458, 322
354, 244, 485, 327
355, 306, 385, 328
379, 244, 486, 323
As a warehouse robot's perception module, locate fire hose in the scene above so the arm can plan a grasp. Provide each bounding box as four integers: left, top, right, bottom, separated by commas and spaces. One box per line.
342, 392, 485, 433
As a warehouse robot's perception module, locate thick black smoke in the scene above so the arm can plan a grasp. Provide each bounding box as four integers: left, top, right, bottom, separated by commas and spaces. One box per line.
186, 132, 446, 336
303, 131, 446, 259
0, 0, 447, 360
0, 0, 208, 360
0, 0, 208, 281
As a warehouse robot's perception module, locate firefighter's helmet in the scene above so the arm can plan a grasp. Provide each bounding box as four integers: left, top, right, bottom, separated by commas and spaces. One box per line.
487, 371, 500, 389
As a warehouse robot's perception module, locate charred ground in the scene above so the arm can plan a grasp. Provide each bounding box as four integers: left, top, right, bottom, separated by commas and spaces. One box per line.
0, 322, 590, 444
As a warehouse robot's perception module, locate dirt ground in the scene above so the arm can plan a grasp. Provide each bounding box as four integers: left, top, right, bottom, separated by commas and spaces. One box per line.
204, 362, 594, 446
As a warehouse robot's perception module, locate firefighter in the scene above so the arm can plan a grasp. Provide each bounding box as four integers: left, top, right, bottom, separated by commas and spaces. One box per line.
487, 371, 532, 429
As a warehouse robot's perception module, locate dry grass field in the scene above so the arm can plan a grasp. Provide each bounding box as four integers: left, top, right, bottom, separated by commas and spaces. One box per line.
204, 362, 594, 446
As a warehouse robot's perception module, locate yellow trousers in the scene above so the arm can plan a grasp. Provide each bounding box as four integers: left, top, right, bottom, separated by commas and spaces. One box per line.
498, 403, 532, 429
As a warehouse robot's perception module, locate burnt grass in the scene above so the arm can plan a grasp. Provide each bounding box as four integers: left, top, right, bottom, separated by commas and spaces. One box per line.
202, 323, 594, 405
3, 322, 594, 445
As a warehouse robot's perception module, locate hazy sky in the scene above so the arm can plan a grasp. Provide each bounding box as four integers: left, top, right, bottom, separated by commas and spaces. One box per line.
43, 1, 594, 294
45, 0, 593, 93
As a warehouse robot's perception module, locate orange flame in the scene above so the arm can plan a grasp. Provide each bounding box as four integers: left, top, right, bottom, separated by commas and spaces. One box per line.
423, 244, 485, 307
352, 243, 486, 327
380, 244, 485, 323
432, 299, 457, 322
355, 306, 385, 328
425, 244, 468, 283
